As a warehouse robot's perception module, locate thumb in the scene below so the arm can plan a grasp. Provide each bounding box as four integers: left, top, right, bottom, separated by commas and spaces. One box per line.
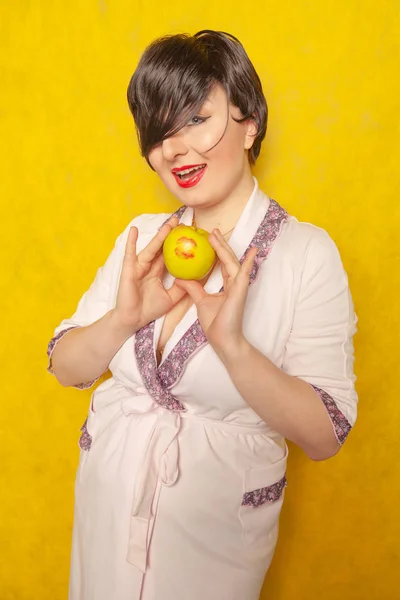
167, 281, 187, 306
175, 279, 208, 305
149, 252, 165, 278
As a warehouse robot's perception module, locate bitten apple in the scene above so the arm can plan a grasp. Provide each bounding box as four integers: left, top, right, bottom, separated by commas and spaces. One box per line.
163, 224, 216, 280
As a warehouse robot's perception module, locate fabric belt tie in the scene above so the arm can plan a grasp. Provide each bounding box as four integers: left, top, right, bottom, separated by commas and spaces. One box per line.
120, 392, 272, 573
122, 397, 182, 573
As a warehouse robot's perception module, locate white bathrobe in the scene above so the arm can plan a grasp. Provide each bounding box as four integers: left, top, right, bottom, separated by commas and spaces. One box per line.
48, 179, 358, 600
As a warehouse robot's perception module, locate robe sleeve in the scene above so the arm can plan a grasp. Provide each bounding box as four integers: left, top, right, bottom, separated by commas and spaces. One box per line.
47, 220, 135, 389
282, 228, 358, 445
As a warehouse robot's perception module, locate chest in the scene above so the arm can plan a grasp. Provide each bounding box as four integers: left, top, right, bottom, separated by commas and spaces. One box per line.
107, 211, 303, 397
156, 295, 194, 366
155, 267, 216, 365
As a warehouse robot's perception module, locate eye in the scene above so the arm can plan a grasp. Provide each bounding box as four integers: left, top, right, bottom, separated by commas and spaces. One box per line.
187, 115, 208, 126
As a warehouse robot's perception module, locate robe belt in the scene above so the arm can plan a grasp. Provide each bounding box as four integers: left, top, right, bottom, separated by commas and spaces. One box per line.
121, 394, 271, 573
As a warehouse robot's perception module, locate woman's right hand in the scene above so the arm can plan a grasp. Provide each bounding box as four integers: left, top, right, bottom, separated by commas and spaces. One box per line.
112, 216, 186, 334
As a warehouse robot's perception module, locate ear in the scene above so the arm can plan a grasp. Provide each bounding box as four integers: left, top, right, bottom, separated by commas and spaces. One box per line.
244, 117, 258, 150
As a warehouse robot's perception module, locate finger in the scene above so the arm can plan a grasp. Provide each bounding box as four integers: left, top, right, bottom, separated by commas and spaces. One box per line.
209, 230, 240, 279
167, 281, 188, 306
174, 279, 208, 305
220, 262, 230, 290
124, 226, 138, 259
148, 252, 165, 278
138, 216, 179, 265
212, 228, 237, 254
121, 227, 139, 279
221, 262, 229, 281
223, 247, 258, 303
166, 215, 180, 226
237, 247, 258, 283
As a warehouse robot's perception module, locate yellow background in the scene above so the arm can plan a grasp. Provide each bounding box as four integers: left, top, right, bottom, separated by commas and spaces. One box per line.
1, 1, 399, 599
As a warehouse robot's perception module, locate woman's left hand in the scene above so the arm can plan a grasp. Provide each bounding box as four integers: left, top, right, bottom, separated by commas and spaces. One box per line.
175, 229, 258, 356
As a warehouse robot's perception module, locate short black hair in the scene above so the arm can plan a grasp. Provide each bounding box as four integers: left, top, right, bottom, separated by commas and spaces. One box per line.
127, 30, 268, 166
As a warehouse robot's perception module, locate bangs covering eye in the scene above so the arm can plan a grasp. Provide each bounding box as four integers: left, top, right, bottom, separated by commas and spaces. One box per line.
127, 34, 215, 162
127, 30, 267, 168
150, 91, 212, 150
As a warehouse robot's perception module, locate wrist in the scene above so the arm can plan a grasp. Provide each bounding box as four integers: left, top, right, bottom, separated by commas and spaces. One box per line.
108, 309, 138, 340
215, 335, 253, 368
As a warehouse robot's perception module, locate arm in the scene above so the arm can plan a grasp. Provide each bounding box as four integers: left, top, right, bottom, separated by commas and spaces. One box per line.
216, 341, 342, 461
217, 230, 357, 461
49, 310, 136, 387
49, 217, 185, 388
177, 227, 357, 461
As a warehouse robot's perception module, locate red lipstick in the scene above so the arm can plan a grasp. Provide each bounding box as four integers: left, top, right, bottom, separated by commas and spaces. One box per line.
172, 164, 207, 188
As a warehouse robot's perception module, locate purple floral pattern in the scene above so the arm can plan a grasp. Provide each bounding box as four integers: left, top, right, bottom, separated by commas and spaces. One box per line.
47, 326, 77, 368
243, 200, 288, 284
160, 206, 186, 227
242, 475, 287, 508
158, 321, 207, 388
78, 418, 92, 451
134, 323, 186, 411
47, 326, 98, 390
312, 385, 352, 444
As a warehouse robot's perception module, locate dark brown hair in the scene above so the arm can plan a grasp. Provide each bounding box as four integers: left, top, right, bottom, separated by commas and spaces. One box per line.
127, 30, 268, 166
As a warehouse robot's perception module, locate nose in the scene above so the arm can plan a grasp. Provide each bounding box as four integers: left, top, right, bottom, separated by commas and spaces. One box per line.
161, 132, 189, 162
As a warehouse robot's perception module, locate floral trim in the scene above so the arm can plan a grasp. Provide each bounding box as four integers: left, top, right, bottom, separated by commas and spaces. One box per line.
78, 418, 92, 451
244, 200, 288, 284
158, 320, 207, 388
312, 385, 352, 445
160, 206, 186, 227
47, 326, 77, 369
242, 475, 287, 508
47, 326, 98, 390
134, 323, 186, 412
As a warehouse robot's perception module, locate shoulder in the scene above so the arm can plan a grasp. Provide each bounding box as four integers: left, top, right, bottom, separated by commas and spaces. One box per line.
276, 214, 350, 301
278, 214, 344, 270
265, 209, 350, 296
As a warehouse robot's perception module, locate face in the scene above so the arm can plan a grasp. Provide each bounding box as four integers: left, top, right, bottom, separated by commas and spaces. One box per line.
147, 84, 257, 209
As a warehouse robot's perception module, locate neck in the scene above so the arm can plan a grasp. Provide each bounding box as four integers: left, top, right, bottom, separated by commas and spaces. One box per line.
193, 171, 255, 235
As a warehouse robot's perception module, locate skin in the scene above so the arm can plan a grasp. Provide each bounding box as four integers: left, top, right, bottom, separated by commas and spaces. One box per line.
51, 84, 340, 461
50, 216, 186, 387
148, 84, 258, 235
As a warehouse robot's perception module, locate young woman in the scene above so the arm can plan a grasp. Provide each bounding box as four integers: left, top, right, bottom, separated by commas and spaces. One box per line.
48, 30, 358, 600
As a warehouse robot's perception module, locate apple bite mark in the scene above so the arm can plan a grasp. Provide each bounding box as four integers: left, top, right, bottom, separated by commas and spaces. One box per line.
163, 223, 216, 280
174, 237, 197, 259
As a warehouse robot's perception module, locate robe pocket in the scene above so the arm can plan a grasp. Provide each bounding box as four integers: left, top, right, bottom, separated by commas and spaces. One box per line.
76, 399, 96, 482
78, 393, 96, 452
239, 453, 287, 552
79, 394, 97, 451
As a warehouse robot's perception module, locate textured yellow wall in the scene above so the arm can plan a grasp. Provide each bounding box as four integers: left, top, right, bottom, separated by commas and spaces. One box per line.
1, 2, 399, 599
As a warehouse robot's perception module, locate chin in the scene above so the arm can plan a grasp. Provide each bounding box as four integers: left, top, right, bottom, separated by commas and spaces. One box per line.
166, 185, 213, 208
181, 193, 221, 209
160, 171, 228, 208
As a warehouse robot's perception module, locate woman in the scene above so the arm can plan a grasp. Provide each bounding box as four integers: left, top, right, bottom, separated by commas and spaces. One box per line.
48, 30, 357, 600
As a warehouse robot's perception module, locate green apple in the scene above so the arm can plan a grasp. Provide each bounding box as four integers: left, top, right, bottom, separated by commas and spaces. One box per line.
163, 224, 216, 280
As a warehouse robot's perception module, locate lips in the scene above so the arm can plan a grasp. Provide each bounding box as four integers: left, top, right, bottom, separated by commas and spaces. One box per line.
172, 164, 207, 188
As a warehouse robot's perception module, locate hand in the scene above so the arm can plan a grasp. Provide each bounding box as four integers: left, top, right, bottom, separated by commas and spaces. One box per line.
112, 216, 187, 334
175, 229, 258, 356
